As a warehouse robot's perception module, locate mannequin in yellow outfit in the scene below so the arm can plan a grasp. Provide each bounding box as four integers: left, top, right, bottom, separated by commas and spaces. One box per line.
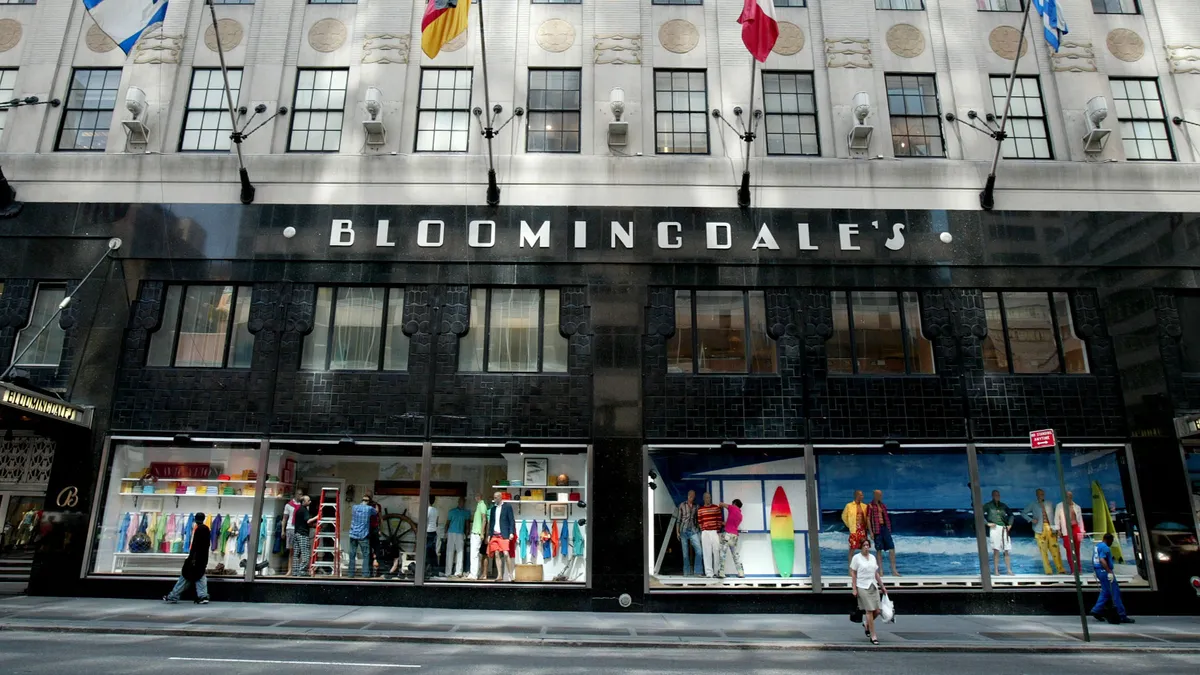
1023, 488, 1064, 574
841, 490, 869, 567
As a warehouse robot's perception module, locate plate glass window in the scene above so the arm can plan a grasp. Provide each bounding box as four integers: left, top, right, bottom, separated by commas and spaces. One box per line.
0, 69, 16, 141
667, 290, 776, 374
1092, 0, 1138, 14
827, 291, 934, 375
532, 0, 580, 3
762, 72, 819, 156
775, 0, 806, 5
652, 0, 701, 4
288, 69, 347, 152
527, 69, 581, 153
181, 69, 241, 152
458, 289, 568, 373
877, 0, 923, 8
13, 284, 67, 367
1177, 295, 1200, 373
981, 291, 1089, 374
990, 76, 1051, 159
0, 0, 37, 4
978, 0, 1023, 9
417, 69, 473, 153
56, 68, 121, 151
1110, 79, 1174, 161
301, 287, 408, 371
654, 70, 709, 155
147, 285, 254, 368
211, 0, 253, 4
885, 74, 944, 157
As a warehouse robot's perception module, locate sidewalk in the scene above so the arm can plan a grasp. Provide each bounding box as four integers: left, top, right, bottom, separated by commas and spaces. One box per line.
1, 596, 1198, 653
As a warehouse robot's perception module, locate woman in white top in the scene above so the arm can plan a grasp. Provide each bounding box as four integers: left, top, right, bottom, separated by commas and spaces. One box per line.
849, 538, 888, 645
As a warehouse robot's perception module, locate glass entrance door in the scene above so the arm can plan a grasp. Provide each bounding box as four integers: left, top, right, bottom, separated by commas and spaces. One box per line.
0, 494, 45, 588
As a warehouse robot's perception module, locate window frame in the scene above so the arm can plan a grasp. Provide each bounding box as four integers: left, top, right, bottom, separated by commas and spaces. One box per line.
303, 286, 408, 372
287, 68, 348, 153
983, 291, 1087, 376
775, 0, 807, 6
13, 283, 67, 367
148, 284, 253, 369
460, 288, 567, 374
829, 290, 933, 376
1110, 78, 1176, 162
179, 68, 242, 153
531, 0, 581, 3
885, 73, 946, 159
977, 0, 1024, 10
651, 0, 702, 4
415, 67, 474, 154
525, 68, 582, 154
55, 68, 122, 152
989, 75, 1053, 160
671, 289, 777, 376
1092, 0, 1139, 15
653, 69, 711, 156
876, 0, 925, 9
0, 68, 17, 141
761, 71, 821, 157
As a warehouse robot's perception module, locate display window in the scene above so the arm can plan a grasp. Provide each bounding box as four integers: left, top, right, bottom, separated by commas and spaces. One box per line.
815, 446, 980, 587
976, 445, 1150, 587
263, 441, 424, 581
647, 446, 811, 589
89, 438, 266, 578
427, 444, 589, 585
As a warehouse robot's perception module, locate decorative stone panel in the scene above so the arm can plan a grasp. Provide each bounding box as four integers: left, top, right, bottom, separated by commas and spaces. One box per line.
363, 34, 410, 64
826, 38, 872, 69
86, 24, 117, 53
594, 34, 641, 65
659, 20, 699, 55
989, 26, 1029, 61
536, 19, 575, 53
0, 20, 20, 53
773, 22, 805, 56
1106, 29, 1145, 63
205, 19, 244, 53
886, 24, 925, 59
1051, 41, 1097, 72
308, 19, 348, 53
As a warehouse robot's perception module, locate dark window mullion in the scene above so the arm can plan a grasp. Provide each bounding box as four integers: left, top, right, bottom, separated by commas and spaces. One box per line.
537, 289, 546, 373
897, 291, 913, 375
690, 292, 700, 372
845, 291, 858, 375
743, 291, 752, 374
377, 288, 390, 371
221, 286, 239, 368
168, 285, 186, 368
482, 289, 492, 372
325, 287, 339, 371
1046, 291, 1067, 374
997, 293, 1015, 374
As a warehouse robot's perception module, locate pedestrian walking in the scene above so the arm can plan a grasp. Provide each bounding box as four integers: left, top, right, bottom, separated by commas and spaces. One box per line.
1091, 533, 1135, 624
163, 512, 211, 604
291, 495, 317, 577
850, 538, 887, 645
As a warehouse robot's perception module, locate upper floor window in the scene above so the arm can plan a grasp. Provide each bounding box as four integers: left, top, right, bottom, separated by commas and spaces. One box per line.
212, 0, 253, 4
877, 0, 923, 8
652, 0, 702, 4
533, 0, 580, 3
982, 291, 1088, 374
776, 0, 807, 5
0, 0, 37, 4
762, 72, 819, 156
181, 69, 240, 152
990, 75, 1051, 159
303, 287, 408, 371
288, 69, 346, 152
56, 68, 120, 151
654, 70, 709, 155
886, 73, 944, 158
147, 285, 253, 368
417, 68, 472, 153
668, 290, 776, 375
459, 289, 568, 373
1176, 295, 1200, 373
1092, 0, 1138, 14
309, 0, 355, 4
13, 284, 66, 367
1110, 78, 1174, 161
828, 291, 934, 375
527, 69, 581, 153
0, 69, 16, 141
978, 0, 1023, 9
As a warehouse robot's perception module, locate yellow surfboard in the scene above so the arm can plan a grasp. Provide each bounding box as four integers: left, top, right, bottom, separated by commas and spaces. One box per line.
1091, 480, 1123, 563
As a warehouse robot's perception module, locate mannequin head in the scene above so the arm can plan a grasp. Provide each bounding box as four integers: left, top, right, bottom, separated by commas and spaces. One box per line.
1036, 488, 1045, 502
1065, 490, 1074, 504
493, 491, 502, 505
702, 492, 712, 506
873, 489, 883, 503
686, 490, 695, 504
854, 490, 863, 503
991, 490, 1002, 504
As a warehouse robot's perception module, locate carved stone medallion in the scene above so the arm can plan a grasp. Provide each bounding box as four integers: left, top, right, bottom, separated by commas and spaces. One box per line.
989, 26, 1030, 61
0, 20, 21, 53
86, 24, 118, 53
773, 22, 805, 56
536, 19, 575, 53
886, 24, 925, 59
204, 19, 244, 53
659, 20, 699, 55
1106, 28, 1145, 63
308, 18, 348, 54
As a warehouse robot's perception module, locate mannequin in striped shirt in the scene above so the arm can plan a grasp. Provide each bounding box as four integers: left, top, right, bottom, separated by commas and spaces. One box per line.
696, 493, 724, 579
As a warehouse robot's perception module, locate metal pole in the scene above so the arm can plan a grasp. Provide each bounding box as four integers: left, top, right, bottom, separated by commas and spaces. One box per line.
737, 58, 758, 210
476, 1, 500, 206
1054, 438, 1091, 642
967, 443, 993, 592
206, 0, 254, 205
980, 0, 1033, 211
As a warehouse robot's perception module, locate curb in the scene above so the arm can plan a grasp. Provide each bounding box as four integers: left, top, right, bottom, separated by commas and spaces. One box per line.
2, 622, 1198, 654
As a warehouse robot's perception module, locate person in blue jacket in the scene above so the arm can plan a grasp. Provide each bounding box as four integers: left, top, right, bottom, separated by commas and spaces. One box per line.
1091, 533, 1134, 624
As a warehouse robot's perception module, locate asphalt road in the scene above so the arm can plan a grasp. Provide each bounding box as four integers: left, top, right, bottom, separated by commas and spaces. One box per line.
1, 632, 1198, 674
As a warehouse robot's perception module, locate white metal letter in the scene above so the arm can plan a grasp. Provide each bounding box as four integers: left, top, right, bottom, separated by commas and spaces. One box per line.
574, 221, 588, 248
839, 223, 861, 251
520, 220, 551, 248
417, 220, 445, 247
706, 222, 732, 250
375, 219, 395, 247
468, 220, 496, 248
658, 222, 682, 249
330, 219, 355, 247
611, 221, 634, 249
752, 223, 779, 250
796, 223, 819, 250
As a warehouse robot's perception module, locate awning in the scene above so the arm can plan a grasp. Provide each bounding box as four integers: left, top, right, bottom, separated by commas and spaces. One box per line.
0, 382, 93, 430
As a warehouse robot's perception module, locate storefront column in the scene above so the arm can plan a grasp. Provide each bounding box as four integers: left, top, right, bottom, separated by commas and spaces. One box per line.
966, 443, 992, 592
245, 439, 270, 582
413, 441, 432, 585
1124, 442, 1158, 591
804, 443, 821, 592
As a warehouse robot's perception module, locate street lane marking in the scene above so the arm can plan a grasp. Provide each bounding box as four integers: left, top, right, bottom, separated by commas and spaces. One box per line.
168, 657, 418, 668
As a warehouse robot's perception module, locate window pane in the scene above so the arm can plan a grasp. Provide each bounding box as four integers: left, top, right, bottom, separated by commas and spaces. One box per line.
1054, 293, 1088, 374
181, 68, 241, 152
458, 289, 487, 372
667, 290, 694, 374
1179, 296, 1200, 373
828, 291, 853, 373
383, 290, 409, 371
331, 287, 384, 370
542, 290, 568, 373
147, 285, 183, 367
748, 291, 777, 374
226, 286, 254, 368
302, 287, 333, 370
982, 292, 1009, 373
1002, 292, 1060, 374
487, 289, 540, 373
903, 292, 935, 374
695, 291, 747, 374
289, 69, 348, 152
417, 69, 473, 153
14, 285, 67, 366
174, 286, 233, 368
852, 291, 905, 374
653, 70, 708, 154
57, 68, 121, 151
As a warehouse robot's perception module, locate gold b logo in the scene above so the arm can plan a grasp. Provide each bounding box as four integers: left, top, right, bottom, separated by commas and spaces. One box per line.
56, 486, 80, 508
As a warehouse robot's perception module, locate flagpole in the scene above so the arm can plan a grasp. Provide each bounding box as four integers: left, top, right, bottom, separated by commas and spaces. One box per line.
737, 57, 758, 210
980, 0, 1033, 211
476, 0, 500, 207
206, 0, 255, 204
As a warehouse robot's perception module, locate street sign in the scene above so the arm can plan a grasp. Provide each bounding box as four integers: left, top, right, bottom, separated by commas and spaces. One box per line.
1030, 429, 1056, 449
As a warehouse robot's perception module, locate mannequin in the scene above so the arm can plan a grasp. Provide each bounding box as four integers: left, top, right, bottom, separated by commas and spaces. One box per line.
486, 491, 516, 582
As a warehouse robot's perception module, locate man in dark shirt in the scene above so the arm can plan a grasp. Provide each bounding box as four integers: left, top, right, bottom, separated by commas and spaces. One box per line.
163, 513, 211, 604
291, 495, 316, 577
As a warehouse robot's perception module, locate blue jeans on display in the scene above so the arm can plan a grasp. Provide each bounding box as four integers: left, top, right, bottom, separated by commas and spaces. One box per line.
166, 574, 208, 601
348, 537, 371, 577
681, 530, 702, 576
1091, 571, 1127, 618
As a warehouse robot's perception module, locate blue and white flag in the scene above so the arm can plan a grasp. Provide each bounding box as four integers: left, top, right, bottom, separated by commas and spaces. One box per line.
83, 0, 169, 55
1031, 0, 1069, 53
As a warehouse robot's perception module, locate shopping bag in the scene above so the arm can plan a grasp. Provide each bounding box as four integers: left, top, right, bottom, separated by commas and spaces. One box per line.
879, 593, 896, 623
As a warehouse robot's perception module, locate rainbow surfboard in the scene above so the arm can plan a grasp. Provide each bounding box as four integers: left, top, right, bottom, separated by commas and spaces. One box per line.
770, 486, 795, 578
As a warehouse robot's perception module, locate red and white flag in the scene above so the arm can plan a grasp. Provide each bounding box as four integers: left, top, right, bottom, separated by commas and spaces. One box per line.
739, 0, 779, 63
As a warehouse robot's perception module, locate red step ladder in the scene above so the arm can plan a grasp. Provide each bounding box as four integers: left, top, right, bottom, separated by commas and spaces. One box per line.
309, 487, 341, 576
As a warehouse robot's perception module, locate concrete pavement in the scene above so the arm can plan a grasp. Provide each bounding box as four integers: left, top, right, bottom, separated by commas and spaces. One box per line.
1, 596, 1198, 653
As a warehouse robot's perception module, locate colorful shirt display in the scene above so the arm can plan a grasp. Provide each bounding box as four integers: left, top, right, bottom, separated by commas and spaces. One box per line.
677, 501, 699, 535
724, 504, 743, 535
697, 504, 724, 531
447, 507, 471, 536
868, 501, 892, 533
349, 502, 374, 540
983, 500, 1012, 527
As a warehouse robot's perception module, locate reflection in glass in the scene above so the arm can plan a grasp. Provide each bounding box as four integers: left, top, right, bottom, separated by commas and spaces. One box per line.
903, 292, 935, 374
1054, 292, 1088, 374
982, 291, 1009, 373
487, 289, 540, 372
748, 291, 777, 373
1003, 292, 1061, 373
828, 291, 852, 373
1178, 296, 1200, 373
226, 286, 254, 368
175, 286, 234, 367
458, 289, 487, 372
383, 291, 409, 371
696, 291, 747, 373
331, 287, 384, 370
853, 291, 904, 374
542, 289, 568, 373
147, 286, 182, 367
302, 287, 333, 369
667, 290, 694, 374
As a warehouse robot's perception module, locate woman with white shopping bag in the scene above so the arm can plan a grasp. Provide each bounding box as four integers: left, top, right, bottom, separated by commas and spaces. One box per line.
850, 538, 888, 645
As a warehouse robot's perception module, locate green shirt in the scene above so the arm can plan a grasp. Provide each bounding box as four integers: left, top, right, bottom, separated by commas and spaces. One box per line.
471, 500, 488, 536
983, 500, 1012, 527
